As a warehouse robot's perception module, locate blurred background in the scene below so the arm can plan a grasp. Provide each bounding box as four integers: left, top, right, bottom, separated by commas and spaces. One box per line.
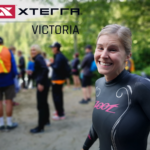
1, 0, 150, 78
1, 1, 150, 150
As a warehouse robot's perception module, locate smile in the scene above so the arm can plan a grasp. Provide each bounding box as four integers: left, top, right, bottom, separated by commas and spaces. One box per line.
99, 61, 112, 66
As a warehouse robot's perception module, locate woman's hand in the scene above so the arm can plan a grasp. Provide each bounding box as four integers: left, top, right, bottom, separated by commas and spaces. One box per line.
38, 84, 44, 92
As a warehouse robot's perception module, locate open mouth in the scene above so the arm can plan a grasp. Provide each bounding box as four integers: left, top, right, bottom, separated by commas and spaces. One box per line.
98, 61, 113, 66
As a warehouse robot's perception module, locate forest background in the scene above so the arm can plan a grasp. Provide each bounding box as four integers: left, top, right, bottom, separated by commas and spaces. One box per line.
1, 0, 150, 78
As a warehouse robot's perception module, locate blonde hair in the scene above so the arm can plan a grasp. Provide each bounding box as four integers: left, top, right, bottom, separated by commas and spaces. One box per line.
30, 44, 42, 54
97, 24, 132, 55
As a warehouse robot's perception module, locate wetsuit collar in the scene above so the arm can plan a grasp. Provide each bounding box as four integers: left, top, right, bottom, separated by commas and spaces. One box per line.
105, 69, 128, 86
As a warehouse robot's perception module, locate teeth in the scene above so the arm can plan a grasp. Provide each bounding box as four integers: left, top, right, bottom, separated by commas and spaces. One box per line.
100, 62, 111, 66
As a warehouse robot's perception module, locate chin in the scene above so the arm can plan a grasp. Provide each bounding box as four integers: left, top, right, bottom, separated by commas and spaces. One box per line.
97, 68, 112, 76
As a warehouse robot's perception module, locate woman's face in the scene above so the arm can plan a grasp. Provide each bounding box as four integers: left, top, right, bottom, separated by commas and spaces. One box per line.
30, 47, 38, 58
94, 34, 131, 82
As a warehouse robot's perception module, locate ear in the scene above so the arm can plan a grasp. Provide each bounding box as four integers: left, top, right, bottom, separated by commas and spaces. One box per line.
126, 53, 132, 61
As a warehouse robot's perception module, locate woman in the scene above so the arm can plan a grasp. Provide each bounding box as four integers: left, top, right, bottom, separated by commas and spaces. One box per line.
30, 44, 50, 134
82, 24, 150, 150
71, 53, 80, 89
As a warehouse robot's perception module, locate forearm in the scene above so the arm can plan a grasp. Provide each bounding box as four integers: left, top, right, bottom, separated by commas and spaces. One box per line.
82, 125, 98, 150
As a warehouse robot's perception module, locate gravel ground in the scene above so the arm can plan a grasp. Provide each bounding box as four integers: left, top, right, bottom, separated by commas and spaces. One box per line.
0, 86, 150, 150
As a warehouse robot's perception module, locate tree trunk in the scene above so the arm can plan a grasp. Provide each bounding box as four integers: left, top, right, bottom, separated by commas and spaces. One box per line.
73, 0, 78, 53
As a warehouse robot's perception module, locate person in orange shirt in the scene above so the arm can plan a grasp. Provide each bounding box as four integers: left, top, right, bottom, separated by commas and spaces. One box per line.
0, 37, 18, 130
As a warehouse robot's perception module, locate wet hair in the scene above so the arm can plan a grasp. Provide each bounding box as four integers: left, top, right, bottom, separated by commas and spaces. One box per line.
30, 44, 42, 54
97, 24, 132, 55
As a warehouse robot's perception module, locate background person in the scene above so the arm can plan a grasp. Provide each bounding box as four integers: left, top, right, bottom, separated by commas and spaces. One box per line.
41, 52, 50, 66
30, 44, 50, 134
71, 53, 81, 89
49, 42, 68, 120
82, 24, 150, 150
9, 46, 20, 106
79, 45, 94, 104
0, 37, 18, 130
26, 56, 35, 89
42, 53, 53, 87
17, 50, 26, 89
125, 57, 135, 73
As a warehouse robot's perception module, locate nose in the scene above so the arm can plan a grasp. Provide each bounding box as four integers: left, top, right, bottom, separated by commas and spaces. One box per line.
101, 49, 108, 59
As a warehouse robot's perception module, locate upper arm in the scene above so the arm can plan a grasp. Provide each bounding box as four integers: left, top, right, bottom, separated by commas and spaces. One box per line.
83, 125, 98, 150
135, 78, 150, 120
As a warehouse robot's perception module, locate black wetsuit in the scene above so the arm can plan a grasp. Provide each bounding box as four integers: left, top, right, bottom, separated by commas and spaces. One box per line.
83, 70, 150, 150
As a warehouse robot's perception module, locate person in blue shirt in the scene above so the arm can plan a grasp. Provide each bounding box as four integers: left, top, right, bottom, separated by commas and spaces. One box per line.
0, 37, 18, 130
26, 57, 35, 88
71, 53, 81, 89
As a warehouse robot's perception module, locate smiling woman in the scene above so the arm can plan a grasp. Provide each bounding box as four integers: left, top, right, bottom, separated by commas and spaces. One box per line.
82, 24, 150, 150
94, 24, 132, 82
95, 34, 129, 82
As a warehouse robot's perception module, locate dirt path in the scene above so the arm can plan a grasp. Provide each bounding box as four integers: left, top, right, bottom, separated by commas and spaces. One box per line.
0, 86, 150, 150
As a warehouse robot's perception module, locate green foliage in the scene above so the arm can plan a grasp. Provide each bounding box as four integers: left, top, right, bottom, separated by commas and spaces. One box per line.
143, 66, 150, 76
133, 66, 150, 77
110, 0, 150, 70
92, 71, 104, 85
1, 0, 150, 71
132, 70, 142, 76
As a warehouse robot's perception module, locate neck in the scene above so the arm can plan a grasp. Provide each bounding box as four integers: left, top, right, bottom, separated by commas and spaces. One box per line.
55, 51, 60, 54
105, 68, 125, 82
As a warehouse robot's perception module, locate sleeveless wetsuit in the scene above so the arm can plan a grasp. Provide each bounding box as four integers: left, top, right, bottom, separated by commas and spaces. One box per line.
83, 69, 150, 150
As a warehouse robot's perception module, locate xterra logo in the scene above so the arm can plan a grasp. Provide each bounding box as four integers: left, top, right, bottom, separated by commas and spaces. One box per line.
0, 5, 16, 18
0, 5, 79, 19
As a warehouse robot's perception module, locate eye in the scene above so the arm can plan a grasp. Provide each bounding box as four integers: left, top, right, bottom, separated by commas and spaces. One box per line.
97, 47, 103, 50
110, 49, 116, 51
109, 48, 117, 52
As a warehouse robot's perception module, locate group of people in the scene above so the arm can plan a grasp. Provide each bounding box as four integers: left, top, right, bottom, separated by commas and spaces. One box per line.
0, 39, 71, 133
0, 34, 96, 134
1, 23, 150, 149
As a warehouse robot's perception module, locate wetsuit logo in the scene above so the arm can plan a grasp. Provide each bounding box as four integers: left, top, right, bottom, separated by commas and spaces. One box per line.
0, 5, 15, 18
94, 101, 119, 113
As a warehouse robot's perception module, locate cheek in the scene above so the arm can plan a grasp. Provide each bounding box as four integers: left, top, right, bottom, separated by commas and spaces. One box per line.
30, 52, 33, 56
94, 51, 100, 60
111, 54, 126, 66
31, 51, 35, 56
